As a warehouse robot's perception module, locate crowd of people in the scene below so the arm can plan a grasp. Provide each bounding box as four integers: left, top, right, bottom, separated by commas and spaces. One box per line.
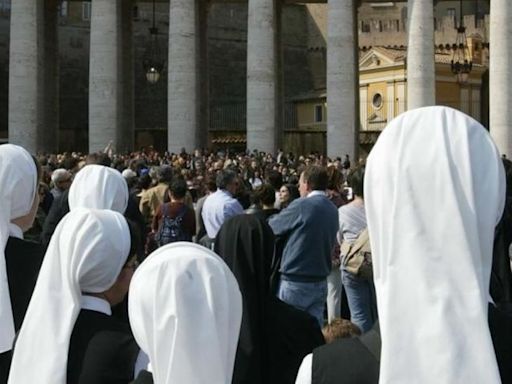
0, 106, 511, 384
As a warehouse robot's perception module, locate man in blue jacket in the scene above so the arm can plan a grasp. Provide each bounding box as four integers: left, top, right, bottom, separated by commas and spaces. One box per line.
269, 165, 339, 327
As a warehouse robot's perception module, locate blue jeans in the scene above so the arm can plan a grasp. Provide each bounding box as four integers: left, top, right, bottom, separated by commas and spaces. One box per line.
341, 270, 377, 333
278, 279, 327, 327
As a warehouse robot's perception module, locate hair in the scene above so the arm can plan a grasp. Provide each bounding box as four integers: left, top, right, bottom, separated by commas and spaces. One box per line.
254, 184, 276, 206
322, 318, 361, 343
157, 165, 173, 183
347, 164, 365, 198
326, 165, 344, 191
216, 169, 238, 189
85, 152, 111, 167
301, 165, 328, 191
282, 184, 299, 200
205, 173, 217, 193
169, 178, 188, 199
126, 218, 143, 263
266, 170, 283, 190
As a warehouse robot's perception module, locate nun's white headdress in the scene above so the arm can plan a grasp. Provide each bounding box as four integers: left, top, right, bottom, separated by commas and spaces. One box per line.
8, 208, 130, 384
0, 144, 37, 353
365, 106, 504, 384
129, 243, 242, 384
68, 164, 128, 213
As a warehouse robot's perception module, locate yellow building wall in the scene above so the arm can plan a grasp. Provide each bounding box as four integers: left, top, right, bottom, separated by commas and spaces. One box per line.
367, 81, 388, 120
296, 101, 326, 131
436, 81, 460, 110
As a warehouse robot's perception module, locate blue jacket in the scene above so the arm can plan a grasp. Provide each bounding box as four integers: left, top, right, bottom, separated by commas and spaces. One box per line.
269, 193, 339, 281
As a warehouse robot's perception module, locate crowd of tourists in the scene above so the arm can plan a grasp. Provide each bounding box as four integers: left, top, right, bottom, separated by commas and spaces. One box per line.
0, 106, 511, 384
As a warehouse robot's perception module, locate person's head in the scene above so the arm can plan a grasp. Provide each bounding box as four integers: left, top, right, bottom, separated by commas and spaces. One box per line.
254, 183, 276, 209
169, 178, 188, 201
68, 165, 129, 213
128, 243, 242, 383
8, 209, 132, 383
85, 152, 111, 167
1, 146, 40, 238
347, 164, 365, 199
322, 318, 361, 343
204, 173, 218, 194
51, 168, 73, 191
101, 218, 140, 306
157, 165, 173, 184
326, 165, 344, 192
299, 165, 328, 197
365, 106, 504, 383
266, 170, 283, 191
279, 184, 300, 207
216, 169, 239, 195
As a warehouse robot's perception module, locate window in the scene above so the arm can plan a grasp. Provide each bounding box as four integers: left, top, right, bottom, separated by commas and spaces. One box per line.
372, 93, 383, 110
60, 1, 68, 17
361, 21, 371, 33
447, 8, 456, 24
82, 2, 91, 21
314, 105, 323, 123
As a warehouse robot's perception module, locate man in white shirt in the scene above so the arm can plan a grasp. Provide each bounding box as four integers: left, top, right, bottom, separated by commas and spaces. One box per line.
201, 169, 244, 247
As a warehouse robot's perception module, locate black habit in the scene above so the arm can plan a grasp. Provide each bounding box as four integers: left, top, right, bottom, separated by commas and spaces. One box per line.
67, 309, 139, 384
0, 236, 45, 383
215, 215, 324, 384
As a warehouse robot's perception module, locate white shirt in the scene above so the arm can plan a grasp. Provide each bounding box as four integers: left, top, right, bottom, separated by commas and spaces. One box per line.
295, 354, 312, 384
201, 189, 244, 238
307, 190, 326, 198
8, 223, 23, 240
80, 295, 111, 315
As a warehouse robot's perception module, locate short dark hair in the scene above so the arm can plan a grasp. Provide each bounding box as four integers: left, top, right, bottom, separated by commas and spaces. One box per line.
205, 173, 217, 193
170, 178, 188, 199
85, 152, 111, 167
266, 170, 283, 190
301, 165, 328, 191
216, 169, 238, 189
347, 164, 365, 198
255, 183, 276, 206
157, 165, 173, 183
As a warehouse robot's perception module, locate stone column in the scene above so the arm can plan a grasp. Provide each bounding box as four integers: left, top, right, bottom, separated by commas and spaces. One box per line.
198, 0, 210, 150
89, 0, 123, 153
246, 0, 277, 154
406, 0, 435, 110
327, 0, 358, 160
120, 0, 134, 152
490, 0, 512, 157
168, 0, 199, 154
9, 0, 58, 153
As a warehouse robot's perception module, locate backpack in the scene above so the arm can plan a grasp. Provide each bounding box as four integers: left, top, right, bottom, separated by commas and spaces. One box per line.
340, 228, 373, 279
155, 204, 190, 246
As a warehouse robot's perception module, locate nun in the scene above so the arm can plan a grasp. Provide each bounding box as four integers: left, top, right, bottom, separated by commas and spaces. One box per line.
8, 208, 140, 384
129, 243, 242, 384
215, 215, 324, 384
295, 106, 509, 384
366, 106, 505, 384
0, 145, 42, 383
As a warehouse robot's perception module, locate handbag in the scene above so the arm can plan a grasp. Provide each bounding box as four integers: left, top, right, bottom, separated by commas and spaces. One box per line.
340, 228, 373, 279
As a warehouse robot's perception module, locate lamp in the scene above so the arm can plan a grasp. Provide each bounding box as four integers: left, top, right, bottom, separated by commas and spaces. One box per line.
450, 0, 473, 84
143, 0, 165, 84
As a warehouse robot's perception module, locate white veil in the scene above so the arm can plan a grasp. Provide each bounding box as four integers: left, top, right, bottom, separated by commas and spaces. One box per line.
8, 208, 130, 384
0, 144, 37, 353
129, 242, 242, 384
68, 164, 128, 213
365, 106, 504, 384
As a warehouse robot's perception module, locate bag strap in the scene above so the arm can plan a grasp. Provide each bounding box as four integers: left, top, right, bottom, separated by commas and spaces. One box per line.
341, 228, 369, 258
